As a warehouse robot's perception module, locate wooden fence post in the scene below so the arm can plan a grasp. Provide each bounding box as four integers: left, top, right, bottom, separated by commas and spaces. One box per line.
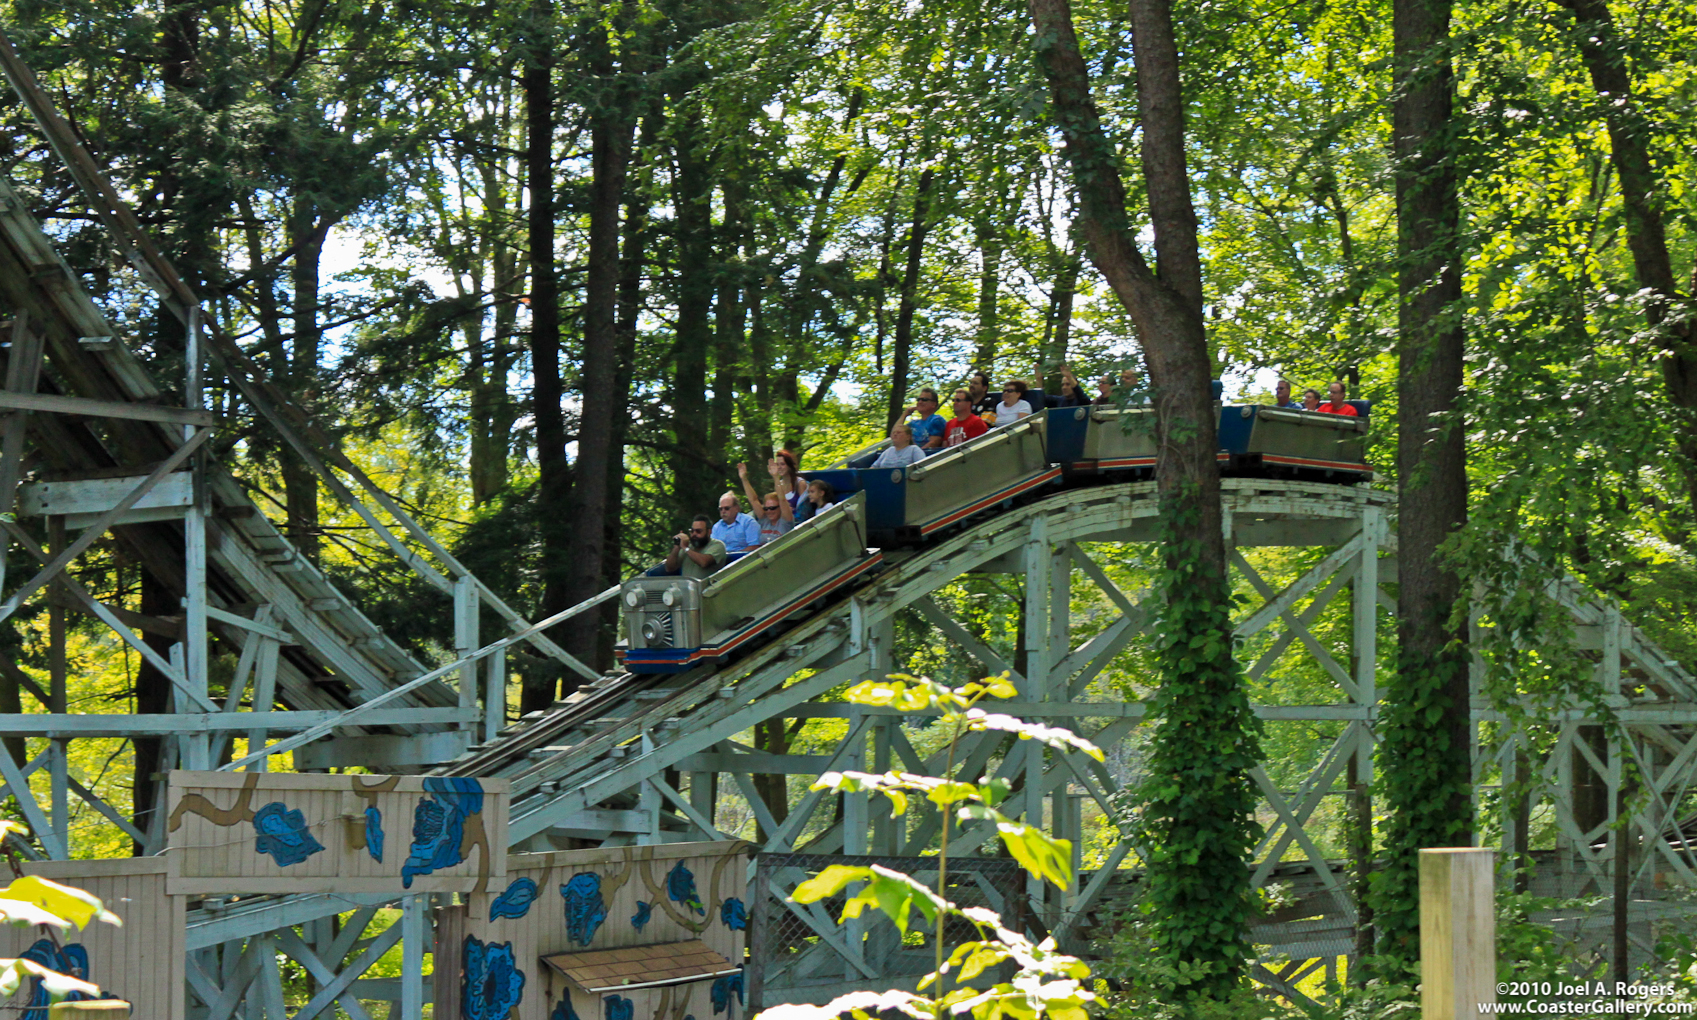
1420, 848, 1496, 1020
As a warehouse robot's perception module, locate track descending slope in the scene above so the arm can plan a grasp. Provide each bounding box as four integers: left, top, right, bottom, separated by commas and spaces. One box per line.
434, 477, 1395, 847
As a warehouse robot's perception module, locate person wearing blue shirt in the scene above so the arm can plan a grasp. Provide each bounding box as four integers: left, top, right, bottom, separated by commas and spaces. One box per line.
712, 492, 761, 553
902, 388, 948, 452
1274, 378, 1302, 409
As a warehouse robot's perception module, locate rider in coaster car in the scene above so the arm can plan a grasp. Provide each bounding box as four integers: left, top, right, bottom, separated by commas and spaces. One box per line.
873, 422, 928, 468
648, 515, 726, 579
899, 388, 948, 452
944, 390, 989, 448
712, 491, 760, 553
1316, 380, 1359, 416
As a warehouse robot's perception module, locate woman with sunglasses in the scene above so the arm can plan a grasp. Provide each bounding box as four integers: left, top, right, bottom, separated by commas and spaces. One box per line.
737, 461, 798, 545
994, 380, 1033, 425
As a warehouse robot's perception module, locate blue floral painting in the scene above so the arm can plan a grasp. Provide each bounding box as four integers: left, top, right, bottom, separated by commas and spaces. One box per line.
462, 935, 525, 1020
605, 995, 634, 1020
710, 970, 744, 1016
631, 900, 652, 932
560, 873, 607, 946
491, 876, 539, 921
667, 861, 704, 915
21, 940, 94, 1020
553, 999, 583, 1020
720, 897, 746, 931
253, 801, 324, 867
364, 806, 384, 863
401, 777, 485, 887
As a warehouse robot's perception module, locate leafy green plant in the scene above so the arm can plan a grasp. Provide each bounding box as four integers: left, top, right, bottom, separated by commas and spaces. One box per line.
752, 673, 1100, 1020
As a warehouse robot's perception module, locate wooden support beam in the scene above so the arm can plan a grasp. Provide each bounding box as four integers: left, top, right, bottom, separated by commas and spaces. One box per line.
0, 427, 210, 623
47, 590, 183, 640
0, 389, 216, 426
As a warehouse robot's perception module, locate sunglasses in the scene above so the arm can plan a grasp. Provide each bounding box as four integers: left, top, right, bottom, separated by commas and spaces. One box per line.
763, 504, 780, 511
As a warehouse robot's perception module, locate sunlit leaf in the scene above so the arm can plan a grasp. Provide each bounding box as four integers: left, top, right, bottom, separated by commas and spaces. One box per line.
791, 865, 872, 904
0, 876, 121, 930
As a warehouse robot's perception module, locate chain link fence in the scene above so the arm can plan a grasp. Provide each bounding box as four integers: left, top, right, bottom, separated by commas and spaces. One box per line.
747, 853, 1034, 1011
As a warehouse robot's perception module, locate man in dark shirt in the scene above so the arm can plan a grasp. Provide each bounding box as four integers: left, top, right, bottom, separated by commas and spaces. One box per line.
966, 371, 999, 415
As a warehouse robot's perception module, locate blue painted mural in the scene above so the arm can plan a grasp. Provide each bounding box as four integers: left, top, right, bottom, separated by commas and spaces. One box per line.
252, 801, 325, 867
20, 940, 97, 1019
605, 994, 634, 1020
461, 935, 525, 1020
364, 806, 384, 863
710, 970, 744, 1016
560, 873, 607, 946
631, 900, 652, 932
490, 876, 540, 921
667, 861, 704, 915
553, 999, 583, 1020
719, 897, 746, 931
401, 776, 485, 887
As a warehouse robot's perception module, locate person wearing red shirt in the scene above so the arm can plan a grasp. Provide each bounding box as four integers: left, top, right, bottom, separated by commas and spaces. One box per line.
1316, 381, 1359, 416
944, 391, 990, 447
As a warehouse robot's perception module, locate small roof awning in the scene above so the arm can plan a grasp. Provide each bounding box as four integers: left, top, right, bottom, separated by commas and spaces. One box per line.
540, 940, 740, 994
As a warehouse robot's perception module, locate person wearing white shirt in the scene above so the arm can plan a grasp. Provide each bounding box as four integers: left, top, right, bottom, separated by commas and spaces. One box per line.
872, 423, 928, 468
995, 380, 1033, 425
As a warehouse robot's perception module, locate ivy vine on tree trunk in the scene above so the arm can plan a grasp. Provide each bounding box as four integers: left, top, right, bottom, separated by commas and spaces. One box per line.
1028, 0, 1263, 997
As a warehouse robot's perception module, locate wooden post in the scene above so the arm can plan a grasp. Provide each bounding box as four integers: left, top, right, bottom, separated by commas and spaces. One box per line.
1420, 848, 1496, 1020
745, 860, 769, 1014
50, 1003, 131, 1017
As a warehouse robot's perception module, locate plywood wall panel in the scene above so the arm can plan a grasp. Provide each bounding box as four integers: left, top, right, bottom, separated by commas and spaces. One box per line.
440, 841, 753, 1020
0, 858, 185, 1019
166, 770, 509, 894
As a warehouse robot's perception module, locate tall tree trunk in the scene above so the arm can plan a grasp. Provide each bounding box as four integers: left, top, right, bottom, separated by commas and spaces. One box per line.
1045, 248, 1080, 383
1553, 0, 1697, 533
884, 168, 934, 430
709, 176, 745, 476
600, 107, 656, 667
1376, 0, 1471, 971
131, 568, 174, 854
524, 0, 569, 713
561, 28, 634, 672
975, 221, 1003, 370
1029, 0, 1261, 996
670, 106, 718, 516
286, 203, 322, 563
470, 150, 519, 507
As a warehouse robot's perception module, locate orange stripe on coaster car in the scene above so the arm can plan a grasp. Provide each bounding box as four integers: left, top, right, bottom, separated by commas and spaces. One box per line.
921, 468, 1062, 533
1262, 454, 1372, 472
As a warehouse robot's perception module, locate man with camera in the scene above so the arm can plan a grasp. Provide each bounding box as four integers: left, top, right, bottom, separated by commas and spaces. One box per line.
652, 515, 727, 579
